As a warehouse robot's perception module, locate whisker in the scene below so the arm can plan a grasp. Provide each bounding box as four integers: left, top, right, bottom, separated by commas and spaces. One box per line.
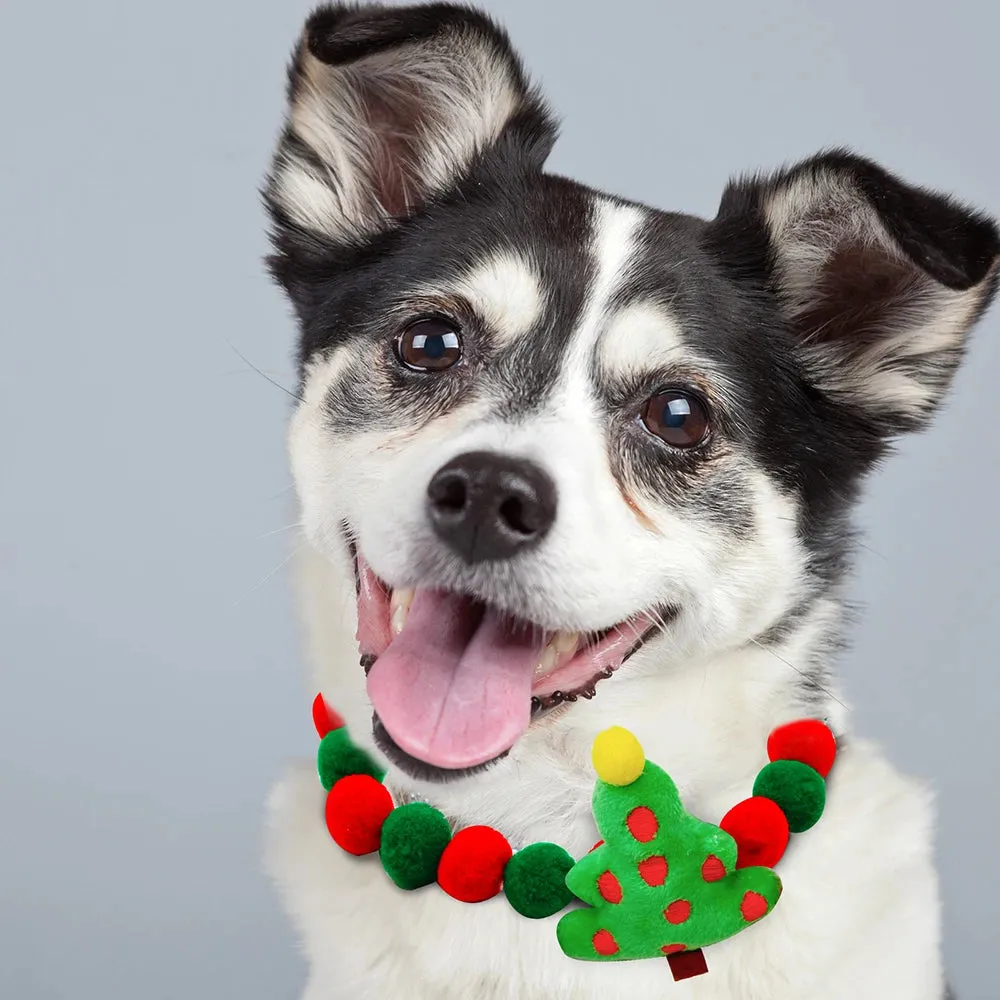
749, 638, 850, 711
256, 522, 304, 540
223, 368, 287, 378
647, 608, 672, 635
857, 540, 888, 561
231, 542, 305, 609
225, 338, 305, 404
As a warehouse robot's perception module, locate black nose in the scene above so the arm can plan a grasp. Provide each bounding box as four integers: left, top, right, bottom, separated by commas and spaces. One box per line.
426, 451, 557, 563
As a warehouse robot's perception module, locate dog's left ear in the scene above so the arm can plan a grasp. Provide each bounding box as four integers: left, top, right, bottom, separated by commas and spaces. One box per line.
705, 150, 999, 433
266, 3, 555, 245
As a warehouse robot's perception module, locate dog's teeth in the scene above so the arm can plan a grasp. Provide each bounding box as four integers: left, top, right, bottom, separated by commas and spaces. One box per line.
535, 641, 558, 678
534, 630, 580, 679
389, 587, 415, 636
554, 630, 580, 656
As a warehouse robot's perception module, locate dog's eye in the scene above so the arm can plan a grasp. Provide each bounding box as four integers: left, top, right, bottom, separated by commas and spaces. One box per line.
396, 319, 462, 371
641, 390, 710, 448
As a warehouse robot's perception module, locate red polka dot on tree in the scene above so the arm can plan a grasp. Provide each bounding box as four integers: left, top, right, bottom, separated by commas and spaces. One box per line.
740, 891, 769, 922
626, 806, 659, 842
597, 871, 623, 904
638, 855, 668, 886
592, 929, 619, 956
701, 855, 726, 882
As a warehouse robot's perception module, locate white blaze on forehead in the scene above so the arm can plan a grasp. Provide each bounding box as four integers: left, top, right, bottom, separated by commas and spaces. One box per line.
597, 300, 686, 377
561, 199, 647, 384
449, 251, 545, 343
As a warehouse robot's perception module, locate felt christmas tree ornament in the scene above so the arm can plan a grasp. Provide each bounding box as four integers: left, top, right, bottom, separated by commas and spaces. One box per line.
557, 729, 783, 978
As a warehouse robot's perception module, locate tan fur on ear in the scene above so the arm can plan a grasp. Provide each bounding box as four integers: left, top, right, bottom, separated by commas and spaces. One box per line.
268, 9, 540, 241
732, 154, 1000, 430
763, 169, 997, 420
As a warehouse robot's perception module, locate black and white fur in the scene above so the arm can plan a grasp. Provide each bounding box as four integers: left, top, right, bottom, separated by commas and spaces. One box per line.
263, 5, 999, 997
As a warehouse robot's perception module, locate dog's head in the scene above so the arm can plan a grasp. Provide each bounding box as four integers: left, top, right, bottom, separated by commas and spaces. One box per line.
266, 4, 999, 780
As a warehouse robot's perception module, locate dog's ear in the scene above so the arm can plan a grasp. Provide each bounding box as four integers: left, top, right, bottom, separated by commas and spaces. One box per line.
265, 3, 555, 244
705, 150, 999, 434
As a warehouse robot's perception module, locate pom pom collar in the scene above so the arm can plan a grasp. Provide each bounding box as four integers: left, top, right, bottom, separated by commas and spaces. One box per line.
311, 699, 837, 982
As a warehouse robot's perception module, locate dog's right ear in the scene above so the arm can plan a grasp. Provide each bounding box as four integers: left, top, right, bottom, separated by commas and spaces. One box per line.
704, 151, 999, 436
265, 3, 555, 247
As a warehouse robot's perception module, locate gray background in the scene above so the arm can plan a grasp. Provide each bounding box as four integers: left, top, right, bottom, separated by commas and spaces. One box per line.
1, 0, 997, 997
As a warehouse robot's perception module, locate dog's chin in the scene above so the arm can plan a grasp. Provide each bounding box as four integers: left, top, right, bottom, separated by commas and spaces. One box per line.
352, 548, 672, 781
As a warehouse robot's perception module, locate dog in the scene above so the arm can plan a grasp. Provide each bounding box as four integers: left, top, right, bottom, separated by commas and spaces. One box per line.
262, 5, 1000, 997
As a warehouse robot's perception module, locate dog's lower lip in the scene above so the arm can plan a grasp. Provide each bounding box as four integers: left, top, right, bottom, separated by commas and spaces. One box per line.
371, 714, 509, 780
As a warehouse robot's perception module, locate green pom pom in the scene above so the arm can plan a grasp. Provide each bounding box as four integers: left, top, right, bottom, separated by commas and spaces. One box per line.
379, 803, 452, 890
317, 728, 385, 791
753, 759, 826, 833
504, 842, 576, 919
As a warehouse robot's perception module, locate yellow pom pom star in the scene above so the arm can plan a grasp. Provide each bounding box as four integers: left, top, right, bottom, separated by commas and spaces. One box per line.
592, 727, 646, 786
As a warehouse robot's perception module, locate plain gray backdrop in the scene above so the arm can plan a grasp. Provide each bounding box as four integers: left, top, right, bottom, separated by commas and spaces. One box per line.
1, 0, 997, 997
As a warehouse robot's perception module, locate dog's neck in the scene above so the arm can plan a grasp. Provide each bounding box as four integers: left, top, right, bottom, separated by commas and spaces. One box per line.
296, 543, 848, 859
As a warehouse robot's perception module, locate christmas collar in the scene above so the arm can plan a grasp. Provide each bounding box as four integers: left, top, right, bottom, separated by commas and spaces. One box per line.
312, 695, 836, 982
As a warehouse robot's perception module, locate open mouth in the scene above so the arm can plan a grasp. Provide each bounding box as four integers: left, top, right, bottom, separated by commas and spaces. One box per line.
353, 552, 662, 775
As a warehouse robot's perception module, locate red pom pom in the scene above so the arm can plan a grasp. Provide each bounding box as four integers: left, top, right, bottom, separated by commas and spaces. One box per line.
720, 796, 790, 869
437, 825, 512, 902
767, 719, 837, 778
325, 774, 393, 856
312, 694, 345, 738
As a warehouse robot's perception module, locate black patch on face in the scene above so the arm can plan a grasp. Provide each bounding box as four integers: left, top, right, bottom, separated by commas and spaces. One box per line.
302, 167, 596, 434
590, 212, 770, 539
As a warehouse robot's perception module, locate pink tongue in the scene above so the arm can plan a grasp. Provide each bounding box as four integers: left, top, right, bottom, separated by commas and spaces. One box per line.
366, 590, 543, 770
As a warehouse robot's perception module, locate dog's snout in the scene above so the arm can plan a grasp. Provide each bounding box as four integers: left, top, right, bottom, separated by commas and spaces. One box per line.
426, 451, 557, 563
